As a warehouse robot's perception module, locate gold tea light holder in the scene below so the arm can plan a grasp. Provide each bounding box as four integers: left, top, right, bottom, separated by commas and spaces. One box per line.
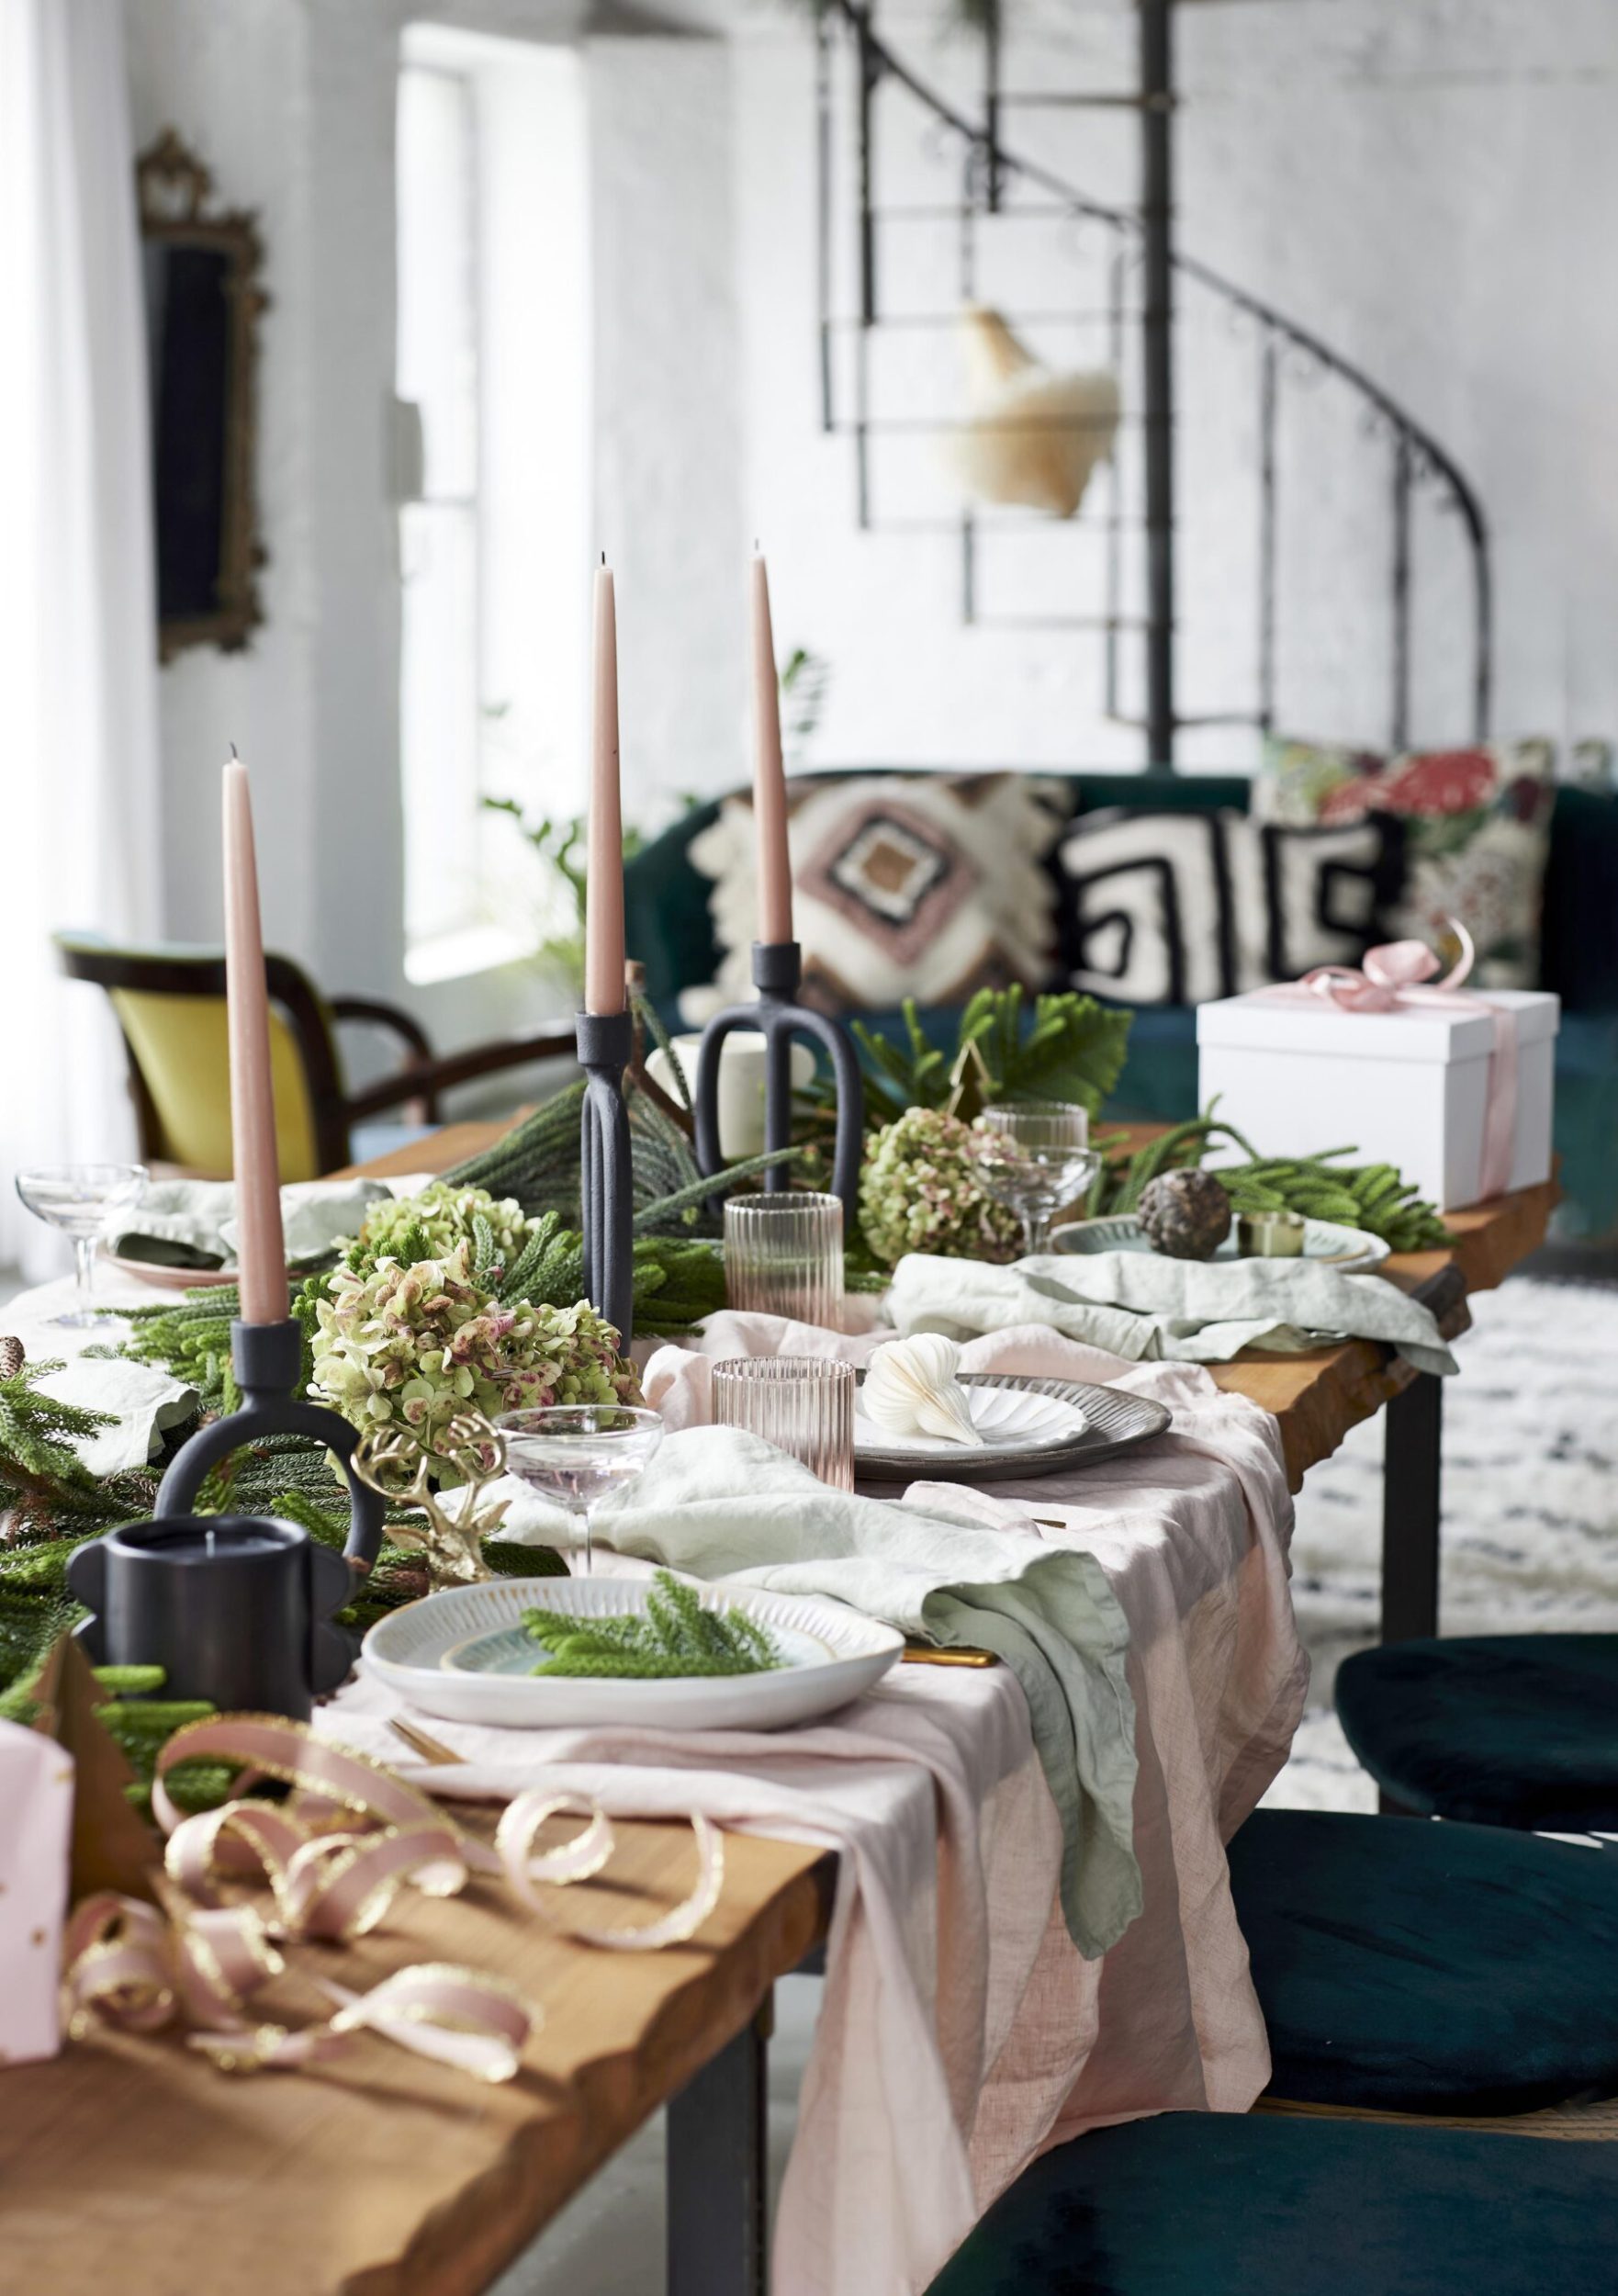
1236, 1210, 1307, 1259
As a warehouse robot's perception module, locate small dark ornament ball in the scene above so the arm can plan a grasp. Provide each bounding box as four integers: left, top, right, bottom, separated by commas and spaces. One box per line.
1138, 1169, 1232, 1260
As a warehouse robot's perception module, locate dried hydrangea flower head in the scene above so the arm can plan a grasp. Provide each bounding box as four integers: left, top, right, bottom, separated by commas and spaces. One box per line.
346, 1182, 534, 1279
310, 1238, 639, 1485
859, 1107, 1021, 1271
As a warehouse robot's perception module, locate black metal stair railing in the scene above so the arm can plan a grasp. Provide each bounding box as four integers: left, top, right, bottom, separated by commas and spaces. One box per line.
815, 0, 1491, 767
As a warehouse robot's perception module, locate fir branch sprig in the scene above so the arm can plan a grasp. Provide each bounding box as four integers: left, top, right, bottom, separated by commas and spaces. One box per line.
521, 1571, 781, 1679
0, 1353, 157, 1540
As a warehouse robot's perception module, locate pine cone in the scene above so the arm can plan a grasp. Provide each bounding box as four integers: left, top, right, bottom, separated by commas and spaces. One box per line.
0, 1335, 25, 1380
1138, 1169, 1232, 1261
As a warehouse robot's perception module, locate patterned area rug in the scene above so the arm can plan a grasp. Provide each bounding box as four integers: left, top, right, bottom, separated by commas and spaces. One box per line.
1263, 1272, 1618, 1812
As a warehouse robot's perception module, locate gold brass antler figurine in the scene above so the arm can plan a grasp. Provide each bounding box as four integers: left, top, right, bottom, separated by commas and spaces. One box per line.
351, 1410, 510, 1591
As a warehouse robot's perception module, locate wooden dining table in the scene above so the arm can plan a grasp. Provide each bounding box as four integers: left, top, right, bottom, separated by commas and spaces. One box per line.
0, 1115, 1556, 2296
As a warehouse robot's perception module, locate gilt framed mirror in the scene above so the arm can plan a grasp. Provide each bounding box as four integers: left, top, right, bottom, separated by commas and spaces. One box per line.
137, 129, 267, 662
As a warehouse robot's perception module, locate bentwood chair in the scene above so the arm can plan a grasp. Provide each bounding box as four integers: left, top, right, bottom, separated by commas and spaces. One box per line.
1334, 1635, 1618, 1832
56, 933, 577, 1179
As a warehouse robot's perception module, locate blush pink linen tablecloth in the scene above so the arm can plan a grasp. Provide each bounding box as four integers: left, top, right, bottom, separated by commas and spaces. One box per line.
328, 1313, 1307, 2296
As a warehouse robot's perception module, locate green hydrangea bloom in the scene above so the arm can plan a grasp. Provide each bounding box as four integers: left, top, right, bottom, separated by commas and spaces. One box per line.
859, 1107, 1021, 1270
350, 1183, 533, 1278
310, 1239, 639, 1480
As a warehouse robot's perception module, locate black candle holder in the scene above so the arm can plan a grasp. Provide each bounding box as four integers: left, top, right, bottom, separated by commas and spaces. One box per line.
67, 1515, 355, 1719
63, 1319, 388, 1715
693, 940, 863, 1215
153, 1317, 387, 1575
576, 1007, 635, 1344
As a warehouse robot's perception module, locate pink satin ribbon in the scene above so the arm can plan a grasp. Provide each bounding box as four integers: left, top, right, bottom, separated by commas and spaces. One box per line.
1261, 920, 1518, 1203
63, 1712, 726, 2081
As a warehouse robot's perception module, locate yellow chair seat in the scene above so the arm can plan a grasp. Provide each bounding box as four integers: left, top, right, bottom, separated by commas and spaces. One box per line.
110, 988, 321, 1182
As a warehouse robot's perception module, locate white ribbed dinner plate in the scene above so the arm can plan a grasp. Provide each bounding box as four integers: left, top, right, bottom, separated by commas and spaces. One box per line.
362, 1574, 903, 1731
854, 1373, 1171, 1483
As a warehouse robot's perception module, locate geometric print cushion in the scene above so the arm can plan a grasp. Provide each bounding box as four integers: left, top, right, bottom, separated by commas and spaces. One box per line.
1225, 816, 1405, 990
1255, 737, 1556, 988
687, 771, 1067, 1010
1062, 806, 1402, 1006
1061, 809, 1235, 1006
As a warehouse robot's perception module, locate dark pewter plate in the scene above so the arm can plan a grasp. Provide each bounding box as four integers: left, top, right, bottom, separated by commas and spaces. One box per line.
853, 1371, 1173, 1484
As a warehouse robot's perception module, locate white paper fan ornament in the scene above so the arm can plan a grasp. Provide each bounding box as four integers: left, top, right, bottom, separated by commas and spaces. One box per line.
861, 1335, 983, 1447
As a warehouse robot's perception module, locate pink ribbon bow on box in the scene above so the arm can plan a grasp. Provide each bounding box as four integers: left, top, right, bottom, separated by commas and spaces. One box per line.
1264, 919, 1519, 1203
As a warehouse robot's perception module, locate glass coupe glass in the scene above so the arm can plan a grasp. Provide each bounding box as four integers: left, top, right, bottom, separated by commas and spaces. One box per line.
711, 1356, 856, 1491
495, 1403, 665, 1573
15, 1163, 149, 1327
723, 1190, 845, 1329
975, 1103, 1100, 1257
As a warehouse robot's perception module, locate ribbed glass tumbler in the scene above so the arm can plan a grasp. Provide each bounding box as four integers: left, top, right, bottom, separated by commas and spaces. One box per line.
723, 1190, 845, 1330
711, 1356, 856, 1491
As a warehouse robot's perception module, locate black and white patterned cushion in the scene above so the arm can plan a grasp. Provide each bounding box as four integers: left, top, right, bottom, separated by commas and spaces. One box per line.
1062, 808, 1401, 1006
1228, 816, 1403, 988
1062, 811, 1236, 1006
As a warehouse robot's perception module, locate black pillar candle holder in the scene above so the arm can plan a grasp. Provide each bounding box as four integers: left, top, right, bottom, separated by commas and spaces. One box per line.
66, 1514, 354, 1720
153, 1316, 387, 1572
693, 940, 863, 1215
64, 1319, 388, 1716
576, 1007, 635, 1345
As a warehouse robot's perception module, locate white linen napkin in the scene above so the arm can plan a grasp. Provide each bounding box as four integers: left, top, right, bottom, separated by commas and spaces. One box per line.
489, 1423, 1140, 1958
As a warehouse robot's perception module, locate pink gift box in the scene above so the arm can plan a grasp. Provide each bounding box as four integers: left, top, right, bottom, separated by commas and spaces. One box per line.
0, 1719, 74, 2066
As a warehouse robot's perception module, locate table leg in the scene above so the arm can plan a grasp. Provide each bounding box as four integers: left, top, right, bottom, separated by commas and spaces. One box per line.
1381, 1371, 1443, 1646
668, 1997, 770, 2296
1378, 1372, 1443, 1816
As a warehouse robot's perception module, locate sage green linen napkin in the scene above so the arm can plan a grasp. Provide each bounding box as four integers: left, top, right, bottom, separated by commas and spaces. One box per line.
497, 1424, 1141, 1958
107, 1178, 391, 1271
887, 1250, 1459, 1376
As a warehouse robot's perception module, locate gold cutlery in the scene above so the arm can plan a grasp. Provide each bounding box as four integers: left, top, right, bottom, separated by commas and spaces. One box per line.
902, 1642, 998, 1668
388, 1714, 466, 1766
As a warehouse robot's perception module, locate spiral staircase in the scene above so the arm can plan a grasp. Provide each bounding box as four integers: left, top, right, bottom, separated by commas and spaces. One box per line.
814, 0, 1491, 769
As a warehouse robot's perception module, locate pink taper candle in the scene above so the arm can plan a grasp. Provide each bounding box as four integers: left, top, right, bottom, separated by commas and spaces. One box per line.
584, 562, 626, 1015
750, 553, 793, 944
222, 754, 289, 1323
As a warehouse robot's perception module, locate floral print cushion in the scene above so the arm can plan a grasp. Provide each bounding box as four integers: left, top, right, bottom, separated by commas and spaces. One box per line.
1255, 738, 1556, 987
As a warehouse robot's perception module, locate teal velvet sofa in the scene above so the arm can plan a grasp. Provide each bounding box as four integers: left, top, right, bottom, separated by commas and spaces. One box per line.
624, 771, 1618, 1239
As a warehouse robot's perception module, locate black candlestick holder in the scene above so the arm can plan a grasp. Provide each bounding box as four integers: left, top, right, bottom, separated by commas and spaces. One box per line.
693, 940, 863, 1215
154, 1317, 387, 1574
64, 1317, 391, 1715
576, 1007, 635, 1344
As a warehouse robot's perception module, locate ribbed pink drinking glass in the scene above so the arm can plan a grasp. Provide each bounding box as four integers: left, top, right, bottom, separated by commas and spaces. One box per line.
711, 1356, 855, 1491
723, 1191, 845, 1329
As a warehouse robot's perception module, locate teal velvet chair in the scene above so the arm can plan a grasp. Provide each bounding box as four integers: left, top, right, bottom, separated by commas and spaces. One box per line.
1227, 1809, 1618, 2113
929, 1808, 1618, 2290
1333, 1635, 1618, 1831
925, 2111, 1618, 2296
623, 771, 1618, 1238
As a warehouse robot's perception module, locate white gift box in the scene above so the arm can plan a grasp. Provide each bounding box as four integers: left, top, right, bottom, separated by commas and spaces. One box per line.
0, 1720, 74, 2066
1197, 988, 1559, 1212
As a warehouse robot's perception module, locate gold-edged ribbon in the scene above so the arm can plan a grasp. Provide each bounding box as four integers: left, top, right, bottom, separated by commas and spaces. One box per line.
497, 1795, 725, 1952
63, 1712, 727, 2080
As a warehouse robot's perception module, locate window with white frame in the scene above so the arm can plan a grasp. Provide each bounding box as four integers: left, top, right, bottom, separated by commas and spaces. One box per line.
396, 27, 591, 981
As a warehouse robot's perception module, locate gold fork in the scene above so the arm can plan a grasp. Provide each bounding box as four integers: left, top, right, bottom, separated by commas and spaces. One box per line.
388, 1715, 466, 1766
